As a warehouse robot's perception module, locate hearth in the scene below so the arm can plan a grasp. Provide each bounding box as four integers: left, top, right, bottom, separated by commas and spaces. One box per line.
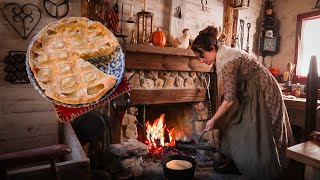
107, 43, 221, 179
109, 102, 220, 179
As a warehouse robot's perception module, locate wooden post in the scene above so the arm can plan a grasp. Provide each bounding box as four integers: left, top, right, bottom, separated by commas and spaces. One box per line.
223, 0, 236, 46
305, 55, 318, 140
81, 0, 109, 24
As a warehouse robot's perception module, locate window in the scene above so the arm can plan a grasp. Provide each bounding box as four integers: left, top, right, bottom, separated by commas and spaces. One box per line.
294, 10, 320, 83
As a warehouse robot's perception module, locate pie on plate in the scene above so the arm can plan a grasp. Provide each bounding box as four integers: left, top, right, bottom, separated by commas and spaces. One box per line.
27, 17, 123, 106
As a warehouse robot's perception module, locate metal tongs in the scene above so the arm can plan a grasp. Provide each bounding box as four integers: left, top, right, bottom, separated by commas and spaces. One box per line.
199, 130, 208, 142
202, 73, 212, 118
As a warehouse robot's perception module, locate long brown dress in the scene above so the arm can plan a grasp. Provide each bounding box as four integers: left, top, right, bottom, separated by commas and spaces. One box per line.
216, 45, 295, 180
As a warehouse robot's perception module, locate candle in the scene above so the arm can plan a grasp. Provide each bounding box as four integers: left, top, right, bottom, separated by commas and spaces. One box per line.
144, 0, 147, 11
130, 4, 133, 17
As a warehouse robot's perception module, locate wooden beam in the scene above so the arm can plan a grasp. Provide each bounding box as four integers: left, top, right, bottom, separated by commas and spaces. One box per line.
125, 44, 213, 72
126, 52, 212, 72
130, 88, 207, 105
223, 0, 236, 46
126, 43, 196, 57
81, 0, 109, 25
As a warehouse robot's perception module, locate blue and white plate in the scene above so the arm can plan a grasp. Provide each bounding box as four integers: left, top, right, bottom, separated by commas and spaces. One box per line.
26, 42, 125, 108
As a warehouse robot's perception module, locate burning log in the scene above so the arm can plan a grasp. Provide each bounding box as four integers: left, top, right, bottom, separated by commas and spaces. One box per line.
145, 114, 175, 156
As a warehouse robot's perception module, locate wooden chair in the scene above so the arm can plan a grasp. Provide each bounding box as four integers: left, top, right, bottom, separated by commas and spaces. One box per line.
286, 56, 320, 180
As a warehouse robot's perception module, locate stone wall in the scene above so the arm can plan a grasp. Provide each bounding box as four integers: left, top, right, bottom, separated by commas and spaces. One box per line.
0, 0, 81, 153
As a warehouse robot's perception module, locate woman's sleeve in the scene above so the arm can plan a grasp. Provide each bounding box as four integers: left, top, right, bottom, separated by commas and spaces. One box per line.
222, 61, 238, 101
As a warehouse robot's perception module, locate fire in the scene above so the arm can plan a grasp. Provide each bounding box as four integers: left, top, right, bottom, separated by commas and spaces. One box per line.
145, 114, 175, 155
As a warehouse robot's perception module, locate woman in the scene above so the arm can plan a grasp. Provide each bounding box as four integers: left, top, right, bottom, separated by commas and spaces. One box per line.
192, 26, 294, 179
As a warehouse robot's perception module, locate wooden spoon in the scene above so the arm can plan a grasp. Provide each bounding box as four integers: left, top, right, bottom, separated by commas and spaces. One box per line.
287, 62, 295, 81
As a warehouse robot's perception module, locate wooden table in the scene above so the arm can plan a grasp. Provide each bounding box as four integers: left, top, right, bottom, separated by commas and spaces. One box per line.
284, 97, 320, 111
286, 140, 320, 180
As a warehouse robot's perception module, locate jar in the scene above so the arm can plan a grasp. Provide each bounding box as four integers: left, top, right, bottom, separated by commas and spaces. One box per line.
292, 86, 301, 97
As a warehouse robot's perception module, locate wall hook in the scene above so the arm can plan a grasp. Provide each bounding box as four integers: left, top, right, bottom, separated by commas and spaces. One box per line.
43, 0, 69, 19
2, 3, 41, 39
174, 6, 182, 19
201, 0, 208, 12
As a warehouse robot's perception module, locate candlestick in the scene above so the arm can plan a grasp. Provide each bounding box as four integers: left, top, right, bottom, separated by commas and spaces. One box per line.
130, 4, 133, 17
144, 0, 147, 11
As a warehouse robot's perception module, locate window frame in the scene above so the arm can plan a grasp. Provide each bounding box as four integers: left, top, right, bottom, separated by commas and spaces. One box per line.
293, 10, 320, 84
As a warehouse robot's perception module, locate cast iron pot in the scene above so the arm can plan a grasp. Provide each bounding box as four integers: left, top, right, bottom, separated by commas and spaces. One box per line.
72, 110, 105, 142
162, 154, 196, 180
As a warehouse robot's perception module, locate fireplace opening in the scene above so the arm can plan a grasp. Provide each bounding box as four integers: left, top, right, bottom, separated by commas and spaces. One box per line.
137, 103, 195, 145
110, 102, 221, 179
119, 102, 220, 157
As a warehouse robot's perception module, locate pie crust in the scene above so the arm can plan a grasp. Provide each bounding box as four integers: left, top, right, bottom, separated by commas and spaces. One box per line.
28, 17, 119, 104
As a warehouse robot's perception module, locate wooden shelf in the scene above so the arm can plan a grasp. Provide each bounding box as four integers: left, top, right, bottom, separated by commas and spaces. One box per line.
125, 43, 213, 72
129, 88, 207, 105
125, 43, 196, 57
124, 43, 216, 105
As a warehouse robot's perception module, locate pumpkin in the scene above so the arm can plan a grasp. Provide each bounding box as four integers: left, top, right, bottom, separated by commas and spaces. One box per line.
269, 67, 279, 77
152, 28, 166, 47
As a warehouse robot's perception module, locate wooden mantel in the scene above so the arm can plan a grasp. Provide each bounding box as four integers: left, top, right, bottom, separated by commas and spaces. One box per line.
125, 43, 197, 57
124, 43, 216, 106
125, 43, 213, 72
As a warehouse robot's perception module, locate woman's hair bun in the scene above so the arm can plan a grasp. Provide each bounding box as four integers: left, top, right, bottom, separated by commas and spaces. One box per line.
199, 26, 219, 38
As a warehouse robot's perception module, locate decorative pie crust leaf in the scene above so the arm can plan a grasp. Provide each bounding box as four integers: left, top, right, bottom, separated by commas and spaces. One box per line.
28, 17, 119, 104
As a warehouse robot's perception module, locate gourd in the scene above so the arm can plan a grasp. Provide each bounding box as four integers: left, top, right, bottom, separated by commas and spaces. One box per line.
152, 28, 166, 47
269, 67, 279, 77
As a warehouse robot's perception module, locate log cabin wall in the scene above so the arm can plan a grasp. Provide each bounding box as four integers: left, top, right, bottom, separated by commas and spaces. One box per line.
111, 0, 263, 55
270, 0, 320, 135
0, 0, 81, 154
0, 0, 263, 154
271, 0, 317, 73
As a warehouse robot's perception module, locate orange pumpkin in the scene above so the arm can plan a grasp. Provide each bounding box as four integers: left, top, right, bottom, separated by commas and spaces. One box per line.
269, 67, 279, 77
152, 28, 166, 47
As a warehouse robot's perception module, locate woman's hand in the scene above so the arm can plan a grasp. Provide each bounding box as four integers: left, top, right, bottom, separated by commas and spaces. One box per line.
204, 100, 234, 131
205, 119, 215, 131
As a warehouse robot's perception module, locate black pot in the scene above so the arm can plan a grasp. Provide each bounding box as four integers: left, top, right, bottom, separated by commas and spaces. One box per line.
72, 110, 105, 142
162, 154, 196, 180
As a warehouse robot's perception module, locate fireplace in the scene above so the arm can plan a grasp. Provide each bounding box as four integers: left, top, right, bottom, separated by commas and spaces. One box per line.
111, 102, 220, 179
108, 44, 221, 179
127, 102, 215, 150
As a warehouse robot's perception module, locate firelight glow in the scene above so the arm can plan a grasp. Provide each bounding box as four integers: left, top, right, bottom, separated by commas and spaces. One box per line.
145, 114, 175, 155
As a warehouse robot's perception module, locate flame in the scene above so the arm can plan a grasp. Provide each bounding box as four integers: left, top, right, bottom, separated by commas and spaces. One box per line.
145, 114, 175, 155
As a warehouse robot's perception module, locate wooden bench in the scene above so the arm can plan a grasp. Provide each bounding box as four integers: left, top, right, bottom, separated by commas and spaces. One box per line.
0, 122, 90, 180
286, 140, 320, 180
